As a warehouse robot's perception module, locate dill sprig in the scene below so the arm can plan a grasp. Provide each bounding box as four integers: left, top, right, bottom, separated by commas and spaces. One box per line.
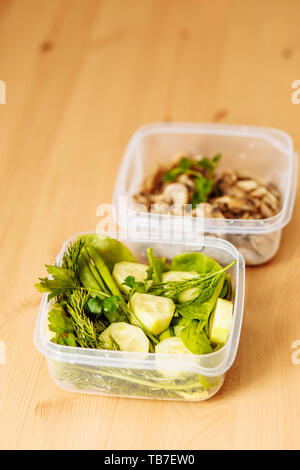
62, 238, 85, 283
148, 260, 236, 299
35, 239, 86, 300
66, 290, 96, 348
66, 290, 107, 349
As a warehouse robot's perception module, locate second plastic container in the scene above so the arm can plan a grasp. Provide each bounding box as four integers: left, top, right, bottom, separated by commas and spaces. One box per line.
113, 122, 298, 265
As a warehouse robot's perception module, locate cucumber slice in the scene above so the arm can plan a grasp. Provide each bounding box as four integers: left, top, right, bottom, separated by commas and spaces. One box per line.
100, 322, 149, 353
112, 261, 149, 293
155, 337, 194, 377
155, 336, 192, 355
162, 270, 199, 303
130, 293, 175, 335
208, 298, 233, 344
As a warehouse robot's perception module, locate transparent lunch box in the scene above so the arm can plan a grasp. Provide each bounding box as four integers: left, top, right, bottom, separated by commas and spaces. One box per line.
113, 122, 298, 265
34, 232, 245, 401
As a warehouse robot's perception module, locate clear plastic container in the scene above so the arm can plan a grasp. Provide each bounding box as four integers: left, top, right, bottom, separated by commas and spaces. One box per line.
113, 122, 298, 265
34, 232, 245, 401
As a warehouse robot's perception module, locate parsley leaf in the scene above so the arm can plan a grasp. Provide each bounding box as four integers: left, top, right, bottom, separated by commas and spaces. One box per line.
122, 275, 137, 289
86, 297, 103, 315
103, 296, 121, 313
191, 175, 213, 208
48, 303, 77, 347
35, 265, 78, 300
163, 157, 193, 182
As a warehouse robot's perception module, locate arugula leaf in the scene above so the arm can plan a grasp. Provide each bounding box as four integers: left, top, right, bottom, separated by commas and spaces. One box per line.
180, 320, 213, 354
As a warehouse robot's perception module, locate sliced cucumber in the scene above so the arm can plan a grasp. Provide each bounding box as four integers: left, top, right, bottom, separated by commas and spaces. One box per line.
112, 261, 149, 293
130, 293, 175, 335
162, 271, 198, 282
100, 322, 149, 353
162, 270, 199, 303
155, 336, 192, 355
155, 337, 194, 377
208, 298, 233, 345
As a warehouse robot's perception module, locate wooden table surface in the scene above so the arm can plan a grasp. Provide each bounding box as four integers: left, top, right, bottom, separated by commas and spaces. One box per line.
1, 0, 300, 450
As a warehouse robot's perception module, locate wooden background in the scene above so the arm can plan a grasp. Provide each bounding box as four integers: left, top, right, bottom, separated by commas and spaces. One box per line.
0, 0, 300, 450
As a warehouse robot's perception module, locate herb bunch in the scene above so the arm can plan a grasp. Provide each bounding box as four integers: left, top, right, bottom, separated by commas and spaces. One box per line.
162, 154, 221, 207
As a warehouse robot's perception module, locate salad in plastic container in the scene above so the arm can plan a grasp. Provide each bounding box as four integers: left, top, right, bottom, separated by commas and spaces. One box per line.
34, 232, 245, 401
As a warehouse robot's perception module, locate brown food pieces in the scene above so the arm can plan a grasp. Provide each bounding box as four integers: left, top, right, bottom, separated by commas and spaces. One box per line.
134, 155, 281, 221
211, 169, 281, 220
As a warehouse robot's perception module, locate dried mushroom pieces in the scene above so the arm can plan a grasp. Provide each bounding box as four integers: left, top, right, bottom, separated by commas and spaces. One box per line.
134, 153, 281, 220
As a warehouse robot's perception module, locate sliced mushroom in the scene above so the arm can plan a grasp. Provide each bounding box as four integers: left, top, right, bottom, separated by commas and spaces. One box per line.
260, 202, 274, 218
236, 179, 258, 192
177, 173, 195, 190
251, 187, 269, 198
134, 153, 281, 222
163, 183, 189, 206
197, 203, 224, 218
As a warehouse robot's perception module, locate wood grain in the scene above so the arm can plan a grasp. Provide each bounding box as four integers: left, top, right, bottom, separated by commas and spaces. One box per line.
0, 0, 300, 450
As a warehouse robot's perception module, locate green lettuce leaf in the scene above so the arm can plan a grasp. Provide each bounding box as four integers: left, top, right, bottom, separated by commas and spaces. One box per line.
176, 276, 224, 328
180, 320, 213, 354
80, 234, 136, 272
170, 252, 221, 274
